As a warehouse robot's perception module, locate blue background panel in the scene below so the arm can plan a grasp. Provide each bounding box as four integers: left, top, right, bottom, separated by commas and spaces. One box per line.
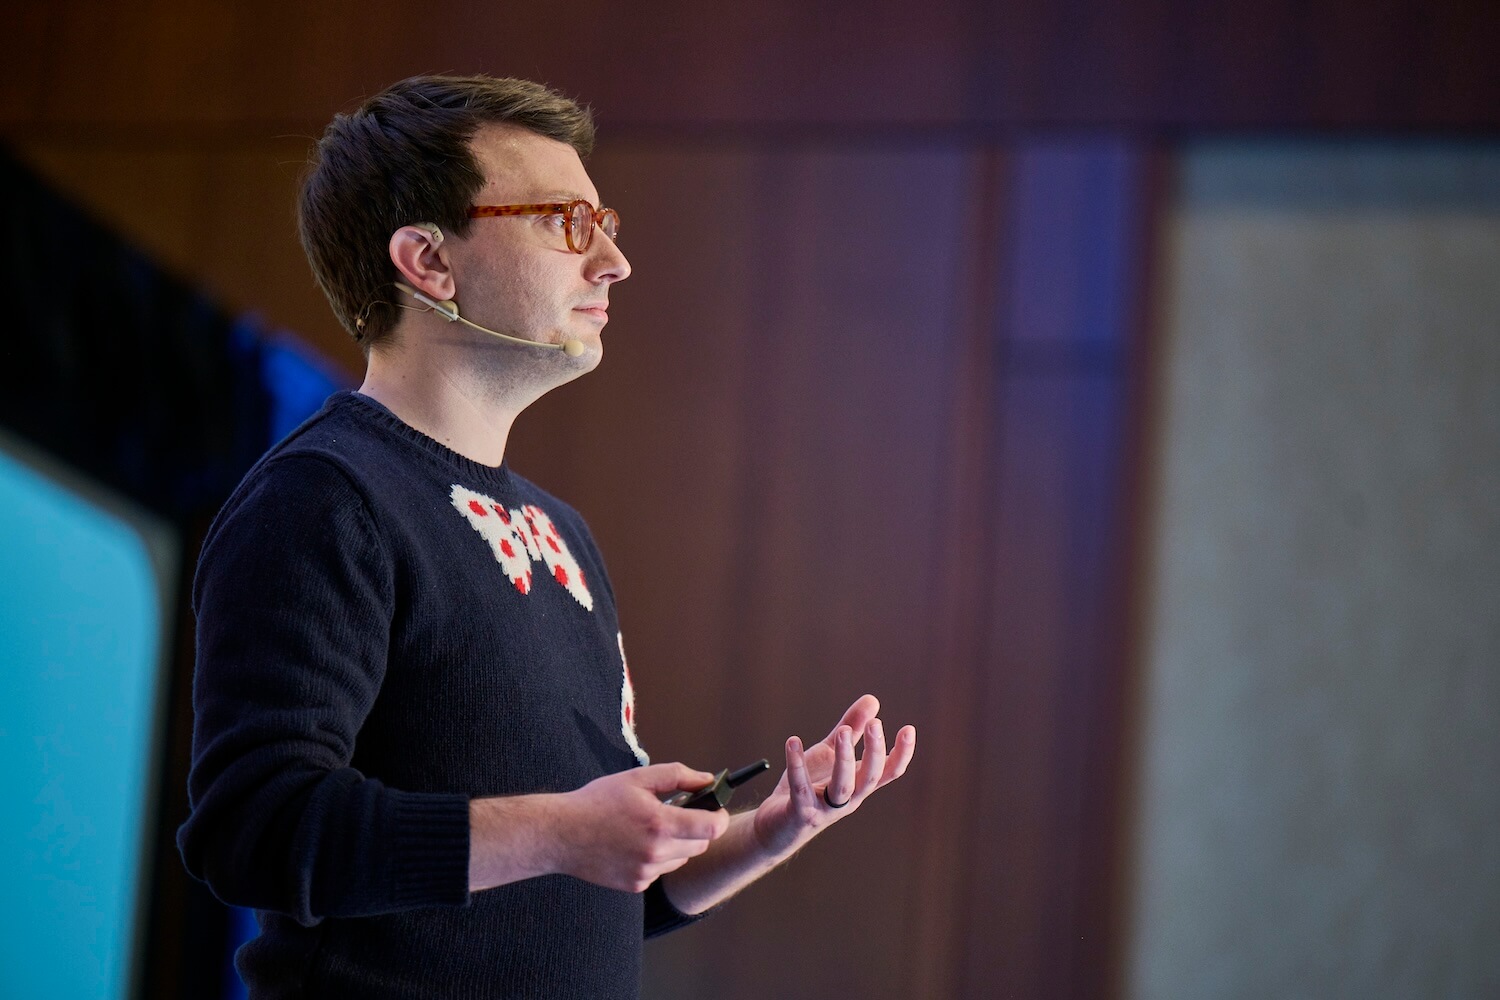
0, 446, 170, 999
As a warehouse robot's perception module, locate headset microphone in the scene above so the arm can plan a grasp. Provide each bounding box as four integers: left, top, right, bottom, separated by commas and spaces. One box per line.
393, 281, 586, 358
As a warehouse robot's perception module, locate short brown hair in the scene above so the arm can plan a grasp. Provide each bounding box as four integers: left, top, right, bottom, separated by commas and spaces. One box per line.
298, 74, 595, 350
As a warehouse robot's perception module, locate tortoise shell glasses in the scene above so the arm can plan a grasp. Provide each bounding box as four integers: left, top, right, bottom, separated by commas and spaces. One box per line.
466, 199, 620, 254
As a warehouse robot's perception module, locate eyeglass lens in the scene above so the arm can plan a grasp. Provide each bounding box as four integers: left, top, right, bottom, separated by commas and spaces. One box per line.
566, 202, 619, 252
568, 202, 592, 252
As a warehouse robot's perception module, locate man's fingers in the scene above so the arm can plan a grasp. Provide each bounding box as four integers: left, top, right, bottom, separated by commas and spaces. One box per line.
785, 736, 818, 810
655, 803, 729, 842
879, 724, 916, 785
679, 837, 716, 858
635, 762, 716, 794
822, 695, 879, 748
855, 718, 887, 799
824, 726, 857, 806
648, 852, 697, 880
649, 829, 718, 864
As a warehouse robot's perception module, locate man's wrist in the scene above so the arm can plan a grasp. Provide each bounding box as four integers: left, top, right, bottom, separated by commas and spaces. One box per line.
468, 792, 566, 891
661, 810, 795, 915
746, 809, 807, 866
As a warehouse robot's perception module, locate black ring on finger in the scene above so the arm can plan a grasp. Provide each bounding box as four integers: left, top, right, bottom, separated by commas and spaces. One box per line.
822, 786, 851, 809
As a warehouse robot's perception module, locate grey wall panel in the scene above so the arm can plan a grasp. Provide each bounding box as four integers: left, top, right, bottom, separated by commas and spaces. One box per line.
1126, 144, 1500, 999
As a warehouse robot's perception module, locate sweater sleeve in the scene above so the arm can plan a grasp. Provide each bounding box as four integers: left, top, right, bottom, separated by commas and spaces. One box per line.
176, 454, 471, 926
642, 878, 713, 939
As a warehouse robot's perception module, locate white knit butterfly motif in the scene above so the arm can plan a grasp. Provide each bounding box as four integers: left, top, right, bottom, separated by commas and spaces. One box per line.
449, 484, 648, 763
449, 484, 593, 610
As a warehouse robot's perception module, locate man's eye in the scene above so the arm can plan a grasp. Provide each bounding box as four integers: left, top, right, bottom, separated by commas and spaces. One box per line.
541, 215, 567, 229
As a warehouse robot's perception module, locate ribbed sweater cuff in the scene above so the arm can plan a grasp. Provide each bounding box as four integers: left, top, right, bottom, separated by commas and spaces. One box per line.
389, 789, 472, 909
643, 878, 712, 939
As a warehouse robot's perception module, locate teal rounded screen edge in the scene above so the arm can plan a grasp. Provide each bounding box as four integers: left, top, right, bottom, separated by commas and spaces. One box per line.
0, 447, 167, 999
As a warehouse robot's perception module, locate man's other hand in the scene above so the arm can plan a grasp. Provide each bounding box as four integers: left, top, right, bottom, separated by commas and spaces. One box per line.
751, 694, 917, 859
548, 764, 732, 892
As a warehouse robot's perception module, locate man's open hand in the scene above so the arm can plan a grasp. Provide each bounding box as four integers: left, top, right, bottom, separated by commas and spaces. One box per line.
751, 694, 917, 859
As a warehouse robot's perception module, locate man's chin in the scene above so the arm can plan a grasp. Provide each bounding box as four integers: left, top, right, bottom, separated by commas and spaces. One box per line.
564, 332, 603, 365
556, 337, 602, 375
577, 342, 603, 372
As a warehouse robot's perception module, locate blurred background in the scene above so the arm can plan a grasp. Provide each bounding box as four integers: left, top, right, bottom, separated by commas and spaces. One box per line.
2, 2, 1497, 997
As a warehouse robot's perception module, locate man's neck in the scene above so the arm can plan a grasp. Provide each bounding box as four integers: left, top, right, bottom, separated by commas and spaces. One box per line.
358, 348, 526, 468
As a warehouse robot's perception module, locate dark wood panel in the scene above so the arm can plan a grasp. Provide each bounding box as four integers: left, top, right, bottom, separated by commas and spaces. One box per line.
10, 138, 362, 370
900, 148, 1013, 998
197, 142, 355, 364
10, 144, 206, 281
0, 3, 54, 123
35, 2, 389, 128
510, 145, 770, 769
947, 143, 1153, 999
5, 0, 1499, 132
513, 144, 976, 998
510, 139, 1153, 1000
960, 372, 1136, 998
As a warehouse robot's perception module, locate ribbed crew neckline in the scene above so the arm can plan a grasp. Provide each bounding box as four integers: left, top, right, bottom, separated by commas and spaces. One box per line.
338, 390, 516, 489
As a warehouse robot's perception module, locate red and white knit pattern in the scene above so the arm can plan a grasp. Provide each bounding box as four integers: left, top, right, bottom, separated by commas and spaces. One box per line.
450, 485, 594, 611
618, 632, 648, 765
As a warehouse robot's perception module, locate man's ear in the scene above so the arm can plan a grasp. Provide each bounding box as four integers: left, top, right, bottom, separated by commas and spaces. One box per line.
390, 223, 456, 302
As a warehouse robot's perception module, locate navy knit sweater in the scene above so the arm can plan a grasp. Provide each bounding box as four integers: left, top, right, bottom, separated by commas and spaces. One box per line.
178, 391, 692, 999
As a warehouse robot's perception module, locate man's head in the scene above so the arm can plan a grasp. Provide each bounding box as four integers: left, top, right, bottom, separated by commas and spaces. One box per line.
299, 74, 597, 351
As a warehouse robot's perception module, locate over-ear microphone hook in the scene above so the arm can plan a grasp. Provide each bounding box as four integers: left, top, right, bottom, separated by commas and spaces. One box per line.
393, 282, 459, 321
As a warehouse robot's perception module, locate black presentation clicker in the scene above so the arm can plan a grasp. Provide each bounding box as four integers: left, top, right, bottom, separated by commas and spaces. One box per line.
664, 759, 771, 811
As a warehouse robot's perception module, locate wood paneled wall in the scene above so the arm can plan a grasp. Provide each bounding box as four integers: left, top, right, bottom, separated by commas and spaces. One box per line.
5, 3, 1489, 997
6, 1, 1497, 132
7, 0, 1495, 368
505, 137, 1156, 1000
6, 0, 1497, 369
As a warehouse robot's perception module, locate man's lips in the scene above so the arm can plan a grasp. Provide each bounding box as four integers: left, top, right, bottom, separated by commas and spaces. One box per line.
574, 303, 609, 321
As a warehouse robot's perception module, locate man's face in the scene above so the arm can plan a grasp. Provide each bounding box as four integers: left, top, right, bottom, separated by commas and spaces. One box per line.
445, 125, 631, 367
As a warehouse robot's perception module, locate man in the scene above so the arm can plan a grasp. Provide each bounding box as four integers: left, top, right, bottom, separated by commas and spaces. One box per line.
178, 74, 916, 999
